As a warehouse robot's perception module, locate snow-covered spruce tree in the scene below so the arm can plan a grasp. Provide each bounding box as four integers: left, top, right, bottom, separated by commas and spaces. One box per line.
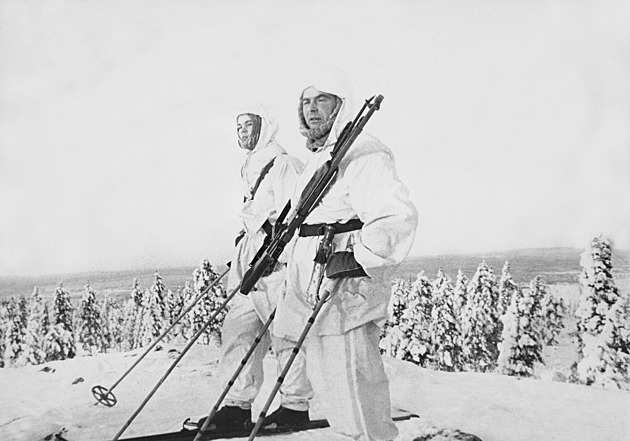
1, 298, 22, 365
52, 283, 74, 331
413, 271, 435, 322
120, 298, 140, 351
497, 286, 544, 377
498, 261, 518, 318
177, 280, 195, 340
17, 296, 29, 333
575, 236, 621, 354
131, 278, 144, 307
19, 287, 48, 365
452, 269, 469, 330
127, 278, 145, 349
3, 297, 28, 367
42, 302, 51, 336
431, 267, 449, 292
454, 270, 469, 304
380, 279, 412, 355
429, 270, 464, 371
165, 287, 185, 341
460, 261, 501, 372
615, 295, 630, 356
0, 299, 11, 367
152, 271, 168, 317
99, 296, 113, 351
78, 282, 104, 355
187, 260, 227, 345
44, 283, 76, 360
101, 296, 124, 352
576, 294, 630, 390
3, 314, 28, 366
132, 300, 145, 349
389, 279, 412, 323
139, 272, 168, 347
381, 272, 434, 366
540, 287, 566, 346
405, 272, 435, 366
528, 275, 548, 339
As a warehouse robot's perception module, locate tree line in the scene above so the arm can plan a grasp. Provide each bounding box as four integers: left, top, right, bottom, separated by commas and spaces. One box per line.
380, 235, 630, 390
0, 259, 226, 367
1, 237, 628, 391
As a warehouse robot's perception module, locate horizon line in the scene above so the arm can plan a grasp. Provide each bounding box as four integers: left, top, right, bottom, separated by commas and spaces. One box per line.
3, 245, 625, 280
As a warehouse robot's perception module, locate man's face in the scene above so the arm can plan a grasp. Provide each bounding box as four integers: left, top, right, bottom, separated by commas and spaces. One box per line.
301, 87, 337, 130
237, 114, 254, 149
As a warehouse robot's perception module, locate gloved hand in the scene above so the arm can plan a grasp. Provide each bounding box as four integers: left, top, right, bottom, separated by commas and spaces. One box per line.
317, 276, 340, 302
325, 251, 367, 279
261, 261, 277, 277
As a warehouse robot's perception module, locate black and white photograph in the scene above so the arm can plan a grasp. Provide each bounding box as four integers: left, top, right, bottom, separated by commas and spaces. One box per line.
1, 1, 629, 441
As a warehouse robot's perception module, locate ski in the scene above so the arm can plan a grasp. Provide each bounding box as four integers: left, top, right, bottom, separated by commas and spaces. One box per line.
53, 413, 418, 441
192, 414, 417, 440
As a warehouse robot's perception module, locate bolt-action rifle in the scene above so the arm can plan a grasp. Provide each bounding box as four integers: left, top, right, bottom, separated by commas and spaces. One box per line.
240, 94, 384, 295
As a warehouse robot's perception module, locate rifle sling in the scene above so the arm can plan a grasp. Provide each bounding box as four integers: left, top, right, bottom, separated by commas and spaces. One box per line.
244, 156, 280, 203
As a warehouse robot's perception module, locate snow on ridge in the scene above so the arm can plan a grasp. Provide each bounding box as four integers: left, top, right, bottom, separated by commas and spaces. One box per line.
2, 343, 629, 441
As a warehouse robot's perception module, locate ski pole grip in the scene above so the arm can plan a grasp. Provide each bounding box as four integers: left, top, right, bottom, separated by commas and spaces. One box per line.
241, 253, 275, 295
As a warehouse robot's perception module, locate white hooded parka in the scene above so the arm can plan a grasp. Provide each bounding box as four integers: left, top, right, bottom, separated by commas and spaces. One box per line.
274, 83, 418, 340
227, 108, 303, 320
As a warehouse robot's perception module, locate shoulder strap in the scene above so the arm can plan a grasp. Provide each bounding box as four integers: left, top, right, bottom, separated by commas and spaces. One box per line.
247, 156, 280, 202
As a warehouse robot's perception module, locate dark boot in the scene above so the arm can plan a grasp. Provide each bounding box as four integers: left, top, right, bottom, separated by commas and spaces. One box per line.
262, 406, 309, 429
197, 405, 252, 430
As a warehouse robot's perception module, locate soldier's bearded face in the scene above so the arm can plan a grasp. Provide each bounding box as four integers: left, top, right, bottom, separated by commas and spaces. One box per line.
301, 87, 337, 130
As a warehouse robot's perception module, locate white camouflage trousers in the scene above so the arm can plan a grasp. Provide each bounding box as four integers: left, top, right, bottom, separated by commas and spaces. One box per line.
305, 322, 398, 441
219, 290, 313, 411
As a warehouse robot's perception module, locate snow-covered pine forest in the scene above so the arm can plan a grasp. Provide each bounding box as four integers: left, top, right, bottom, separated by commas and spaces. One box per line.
379, 236, 630, 389
1, 237, 629, 441
2, 237, 629, 391
1, 259, 227, 369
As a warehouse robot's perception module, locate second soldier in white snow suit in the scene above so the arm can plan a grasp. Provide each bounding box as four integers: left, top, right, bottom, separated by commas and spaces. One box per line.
206, 107, 314, 430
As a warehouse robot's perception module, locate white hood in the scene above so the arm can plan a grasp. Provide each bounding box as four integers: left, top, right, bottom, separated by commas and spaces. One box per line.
236, 103, 280, 153
237, 104, 286, 201
299, 71, 357, 149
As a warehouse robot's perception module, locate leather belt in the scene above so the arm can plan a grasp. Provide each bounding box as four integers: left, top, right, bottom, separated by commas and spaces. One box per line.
298, 219, 363, 237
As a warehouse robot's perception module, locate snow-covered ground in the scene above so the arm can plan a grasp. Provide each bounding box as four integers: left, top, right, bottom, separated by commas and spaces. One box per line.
1, 341, 628, 441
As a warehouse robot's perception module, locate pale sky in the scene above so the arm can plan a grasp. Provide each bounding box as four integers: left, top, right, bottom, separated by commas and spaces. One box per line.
1, 0, 629, 276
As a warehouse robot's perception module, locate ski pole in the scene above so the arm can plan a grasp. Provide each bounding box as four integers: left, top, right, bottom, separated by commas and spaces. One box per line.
192, 308, 277, 441
110, 282, 239, 441
92, 268, 230, 407
246, 283, 337, 441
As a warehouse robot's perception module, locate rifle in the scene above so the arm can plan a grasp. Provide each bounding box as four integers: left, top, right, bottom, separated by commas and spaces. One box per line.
240, 94, 384, 295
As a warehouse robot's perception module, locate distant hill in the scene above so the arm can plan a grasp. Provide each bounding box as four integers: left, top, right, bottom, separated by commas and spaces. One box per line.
1, 247, 628, 303
397, 247, 630, 286
0, 266, 214, 304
